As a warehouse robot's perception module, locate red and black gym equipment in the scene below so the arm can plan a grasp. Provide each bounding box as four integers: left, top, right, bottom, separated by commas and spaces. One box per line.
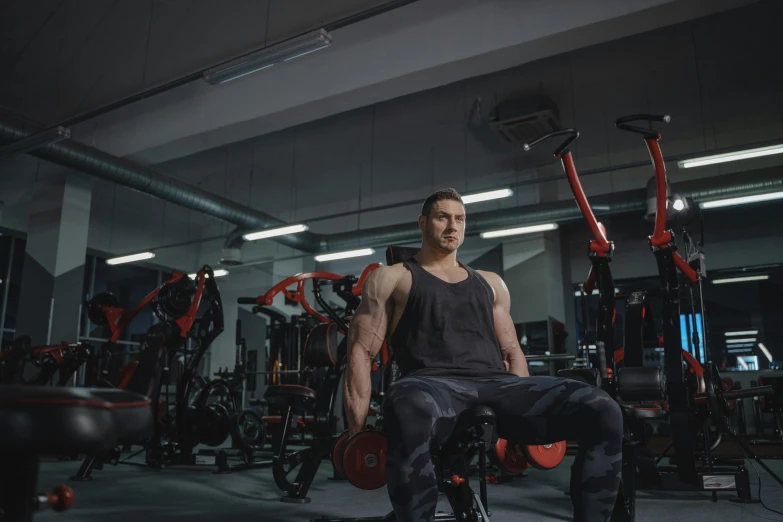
72, 265, 225, 479
615, 114, 781, 505
237, 266, 379, 502
0, 337, 94, 387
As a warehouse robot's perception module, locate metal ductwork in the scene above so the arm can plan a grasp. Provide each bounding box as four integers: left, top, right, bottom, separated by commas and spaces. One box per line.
319, 166, 783, 253
3, 116, 782, 260
0, 118, 323, 253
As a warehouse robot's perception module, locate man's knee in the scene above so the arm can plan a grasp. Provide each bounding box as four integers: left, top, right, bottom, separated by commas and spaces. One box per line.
583, 388, 623, 438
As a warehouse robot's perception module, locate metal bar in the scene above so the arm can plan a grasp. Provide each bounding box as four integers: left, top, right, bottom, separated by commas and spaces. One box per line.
0, 126, 69, 160
78, 336, 141, 347
0, 237, 15, 337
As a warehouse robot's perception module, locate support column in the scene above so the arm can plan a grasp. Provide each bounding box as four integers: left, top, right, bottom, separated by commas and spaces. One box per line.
16, 170, 92, 345
503, 229, 566, 353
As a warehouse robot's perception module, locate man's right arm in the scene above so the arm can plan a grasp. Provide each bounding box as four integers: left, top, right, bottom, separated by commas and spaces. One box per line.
343, 267, 397, 436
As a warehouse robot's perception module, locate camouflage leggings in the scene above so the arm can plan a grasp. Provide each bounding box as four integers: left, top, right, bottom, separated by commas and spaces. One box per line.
382, 375, 623, 522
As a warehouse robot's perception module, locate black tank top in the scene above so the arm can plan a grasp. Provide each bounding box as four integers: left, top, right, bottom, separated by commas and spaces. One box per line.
390, 257, 507, 378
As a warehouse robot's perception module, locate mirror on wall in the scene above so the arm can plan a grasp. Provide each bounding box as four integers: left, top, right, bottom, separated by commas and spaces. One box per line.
574, 263, 782, 372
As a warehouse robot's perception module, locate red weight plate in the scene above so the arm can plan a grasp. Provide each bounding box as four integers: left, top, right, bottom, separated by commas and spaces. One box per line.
332, 430, 351, 479
343, 430, 387, 490
492, 438, 529, 476
524, 441, 567, 470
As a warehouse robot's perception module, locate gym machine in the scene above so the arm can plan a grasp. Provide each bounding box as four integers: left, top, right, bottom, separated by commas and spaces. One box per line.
615, 114, 781, 507
525, 127, 670, 522
72, 265, 227, 478
237, 264, 380, 500
0, 337, 94, 386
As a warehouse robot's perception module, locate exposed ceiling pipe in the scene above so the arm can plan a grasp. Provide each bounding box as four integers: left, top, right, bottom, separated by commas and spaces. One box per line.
3, 116, 782, 262
0, 117, 323, 253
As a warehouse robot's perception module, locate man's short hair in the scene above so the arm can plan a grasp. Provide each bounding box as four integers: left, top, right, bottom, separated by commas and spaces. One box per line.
421, 188, 464, 218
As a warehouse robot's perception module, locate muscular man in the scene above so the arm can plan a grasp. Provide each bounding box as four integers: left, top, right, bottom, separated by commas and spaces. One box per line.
344, 188, 622, 522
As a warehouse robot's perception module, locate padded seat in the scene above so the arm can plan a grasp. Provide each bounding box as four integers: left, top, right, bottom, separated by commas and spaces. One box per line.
0, 386, 153, 455
451, 405, 496, 436
265, 385, 317, 402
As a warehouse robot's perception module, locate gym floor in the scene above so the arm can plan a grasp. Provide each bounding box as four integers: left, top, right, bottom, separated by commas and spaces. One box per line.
37, 455, 783, 522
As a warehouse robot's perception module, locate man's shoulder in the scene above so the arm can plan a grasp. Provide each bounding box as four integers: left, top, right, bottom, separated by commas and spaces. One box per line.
474, 269, 502, 285
364, 264, 408, 296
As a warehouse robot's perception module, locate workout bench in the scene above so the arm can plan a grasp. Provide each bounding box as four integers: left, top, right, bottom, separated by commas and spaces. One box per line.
0, 385, 153, 522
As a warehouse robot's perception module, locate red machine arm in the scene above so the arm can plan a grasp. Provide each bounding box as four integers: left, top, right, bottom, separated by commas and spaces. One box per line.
644, 138, 698, 284
107, 271, 187, 343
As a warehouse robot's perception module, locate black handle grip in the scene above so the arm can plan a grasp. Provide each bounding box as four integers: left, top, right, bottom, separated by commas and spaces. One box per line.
724, 385, 774, 400
615, 114, 670, 138
596, 341, 608, 379
523, 129, 579, 157
237, 297, 258, 305
235, 318, 242, 346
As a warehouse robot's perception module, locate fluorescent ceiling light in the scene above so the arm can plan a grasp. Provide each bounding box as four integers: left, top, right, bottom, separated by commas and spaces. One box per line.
678, 144, 783, 169
726, 337, 757, 344
758, 343, 773, 363
315, 248, 375, 262
481, 223, 558, 239
726, 343, 755, 348
728, 348, 754, 354
188, 269, 229, 279
243, 224, 309, 241
204, 29, 331, 85
712, 275, 769, 284
725, 330, 758, 336
701, 191, 783, 209
106, 252, 155, 265
737, 358, 749, 370
462, 189, 514, 204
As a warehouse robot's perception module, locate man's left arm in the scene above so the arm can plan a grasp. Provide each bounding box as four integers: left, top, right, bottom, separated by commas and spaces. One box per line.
480, 271, 529, 378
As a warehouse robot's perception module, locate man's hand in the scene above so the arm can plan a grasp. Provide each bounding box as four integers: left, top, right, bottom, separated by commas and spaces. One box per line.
479, 271, 529, 378
344, 267, 401, 435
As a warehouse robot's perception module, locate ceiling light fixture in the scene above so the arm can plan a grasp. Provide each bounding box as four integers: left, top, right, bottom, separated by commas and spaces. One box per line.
243, 224, 309, 241
758, 343, 774, 363
712, 275, 769, 284
678, 143, 783, 169
188, 269, 229, 279
315, 248, 375, 262
701, 191, 783, 209
726, 337, 757, 344
481, 223, 558, 239
462, 189, 514, 204
725, 330, 759, 336
106, 252, 155, 266
204, 29, 332, 85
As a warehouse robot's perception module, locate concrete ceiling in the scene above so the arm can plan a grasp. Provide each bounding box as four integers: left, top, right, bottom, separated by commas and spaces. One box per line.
68, 0, 757, 165
0, 0, 393, 125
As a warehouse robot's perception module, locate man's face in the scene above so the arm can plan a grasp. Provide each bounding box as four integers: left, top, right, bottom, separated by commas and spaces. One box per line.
419, 199, 466, 254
